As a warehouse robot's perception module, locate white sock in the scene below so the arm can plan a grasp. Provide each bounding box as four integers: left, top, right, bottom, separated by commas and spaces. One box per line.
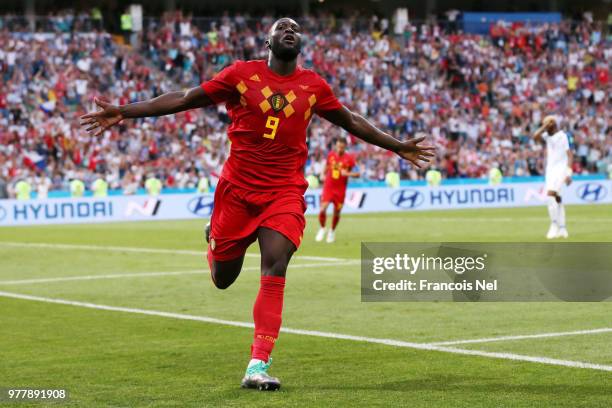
547, 197, 558, 225
557, 203, 566, 229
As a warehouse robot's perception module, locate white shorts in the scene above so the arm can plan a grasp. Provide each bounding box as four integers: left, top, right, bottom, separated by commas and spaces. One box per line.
545, 167, 567, 193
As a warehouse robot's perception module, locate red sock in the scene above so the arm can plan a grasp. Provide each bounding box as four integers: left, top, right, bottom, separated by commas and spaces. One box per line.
332, 212, 341, 230
318, 211, 326, 227
251, 276, 285, 362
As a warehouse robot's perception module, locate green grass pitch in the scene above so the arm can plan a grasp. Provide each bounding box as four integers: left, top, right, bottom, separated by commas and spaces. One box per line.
0, 204, 611, 407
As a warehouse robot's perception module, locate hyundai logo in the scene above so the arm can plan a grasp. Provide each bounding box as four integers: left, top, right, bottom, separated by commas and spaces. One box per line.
391, 189, 424, 209
577, 183, 607, 203
188, 196, 214, 217
0, 205, 6, 221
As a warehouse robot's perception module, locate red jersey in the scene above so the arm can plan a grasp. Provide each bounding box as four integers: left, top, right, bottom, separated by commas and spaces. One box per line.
323, 151, 356, 192
201, 60, 343, 192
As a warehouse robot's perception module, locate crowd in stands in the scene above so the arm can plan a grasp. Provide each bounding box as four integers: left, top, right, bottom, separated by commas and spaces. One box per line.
0, 10, 610, 197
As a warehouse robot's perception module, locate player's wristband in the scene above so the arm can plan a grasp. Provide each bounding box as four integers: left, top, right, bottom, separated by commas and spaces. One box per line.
566, 167, 573, 177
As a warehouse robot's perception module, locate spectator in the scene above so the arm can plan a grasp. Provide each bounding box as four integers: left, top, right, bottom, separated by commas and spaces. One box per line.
69, 177, 85, 198
92, 173, 109, 197
145, 174, 162, 196
197, 173, 210, 193
36, 174, 52, 199
426, 167, 442, 187
0, 177, 8, 199
14, 178, 32, 200
122, 172, 139, 195
0, 13, 609, 197
489, 165, 503, 186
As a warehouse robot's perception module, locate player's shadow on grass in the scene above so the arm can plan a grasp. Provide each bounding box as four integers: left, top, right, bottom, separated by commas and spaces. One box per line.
299, 375, 610, 396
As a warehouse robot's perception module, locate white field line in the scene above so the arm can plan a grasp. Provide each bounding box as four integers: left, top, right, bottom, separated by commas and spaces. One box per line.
0, 261, 359, 286
0, 290, 611, 372
427, 328, 612, 346
0, 241, 354, 263
429, 346, 612, 371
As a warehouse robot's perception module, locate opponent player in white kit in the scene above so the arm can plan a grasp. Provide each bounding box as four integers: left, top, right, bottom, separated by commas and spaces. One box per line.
533, 115, 573, 239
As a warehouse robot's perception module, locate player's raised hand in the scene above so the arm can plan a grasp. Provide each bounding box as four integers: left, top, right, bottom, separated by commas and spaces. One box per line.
80, 98, 123, 136
395, 134, 436, 168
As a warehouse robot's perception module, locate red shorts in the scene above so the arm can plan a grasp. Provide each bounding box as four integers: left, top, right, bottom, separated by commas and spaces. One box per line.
207, 178, 306, 264
321, 185, 346, 208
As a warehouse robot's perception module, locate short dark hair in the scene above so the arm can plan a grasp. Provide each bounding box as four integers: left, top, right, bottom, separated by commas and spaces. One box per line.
335, 136, 347, 145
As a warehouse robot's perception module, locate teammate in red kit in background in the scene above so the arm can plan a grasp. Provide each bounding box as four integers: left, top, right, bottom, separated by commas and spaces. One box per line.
316, 137, 359, 243
80, 17, 434, 391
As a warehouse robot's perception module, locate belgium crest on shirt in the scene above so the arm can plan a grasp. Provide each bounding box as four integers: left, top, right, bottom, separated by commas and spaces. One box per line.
269, 93, 288, 112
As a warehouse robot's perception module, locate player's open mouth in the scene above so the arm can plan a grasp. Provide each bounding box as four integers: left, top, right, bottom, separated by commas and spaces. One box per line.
282, 35, 296, 45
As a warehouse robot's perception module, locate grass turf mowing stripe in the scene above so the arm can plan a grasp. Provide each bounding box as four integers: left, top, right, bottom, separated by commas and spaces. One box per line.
0, 261, 358, 285
0, 269, 206, 285
0, 261, 359, 285
428, 328, 612, 346
355, 216, 612, 222
0, 241, 354, 263
1, 290, 611, 373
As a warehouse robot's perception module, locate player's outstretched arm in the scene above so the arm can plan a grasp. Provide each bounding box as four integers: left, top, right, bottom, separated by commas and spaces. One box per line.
80, 86, 214, 136
320, 107, 435, 168
341, 169, 360, 178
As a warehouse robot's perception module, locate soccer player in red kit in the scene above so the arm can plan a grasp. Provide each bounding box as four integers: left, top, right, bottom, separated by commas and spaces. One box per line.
80, 17, 434, 391
316, 137, 359, 243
